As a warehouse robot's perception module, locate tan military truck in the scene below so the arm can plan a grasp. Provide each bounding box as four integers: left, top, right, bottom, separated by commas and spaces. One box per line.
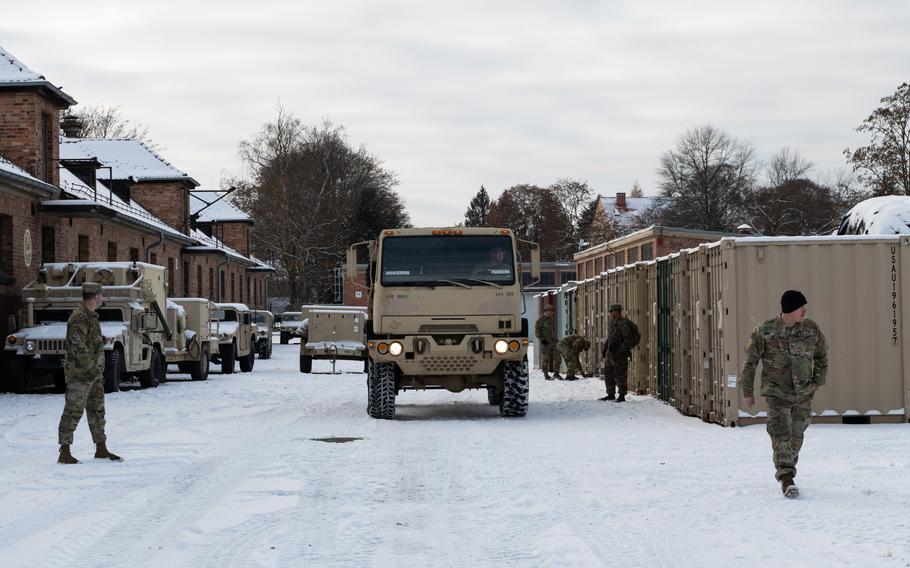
252, 310, 274, 359
348, 227, 539, 418
4, 262, 170, 393
277, 311, 305, 344
210, 303, 255, 374
164, 298, 220, 380
298, 305, 368, 373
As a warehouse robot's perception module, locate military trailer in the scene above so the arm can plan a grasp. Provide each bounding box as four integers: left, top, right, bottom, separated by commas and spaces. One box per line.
252, 310, 274, 359
4, 262, 170, 393
348, 227, 539, 418
165, 298, 220, 381
298, 305, 368, 373
277, 311, 305, 344
210, 303, 255, 374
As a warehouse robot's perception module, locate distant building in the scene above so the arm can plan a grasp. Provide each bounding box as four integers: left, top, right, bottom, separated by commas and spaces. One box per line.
593, 192, 668, 237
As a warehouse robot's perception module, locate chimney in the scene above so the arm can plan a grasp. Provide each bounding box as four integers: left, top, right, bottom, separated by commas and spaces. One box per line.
60, 113, 83, 138
616, 192, 627, 210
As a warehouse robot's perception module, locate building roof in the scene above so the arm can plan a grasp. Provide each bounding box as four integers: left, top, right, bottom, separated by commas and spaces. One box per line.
574, 224, 738, 261
0, 153, 59, 195
60, 137, 199, 186
0, 46, 76, 106
190, 192, 251, 223
598, 194, 668, 228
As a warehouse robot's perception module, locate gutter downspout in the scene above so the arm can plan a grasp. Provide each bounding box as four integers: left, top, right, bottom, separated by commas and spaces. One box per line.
146, 230, 165, 263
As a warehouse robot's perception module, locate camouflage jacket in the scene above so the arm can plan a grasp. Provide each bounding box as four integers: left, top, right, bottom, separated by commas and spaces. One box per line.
64, 304, 105, 381
558, 334, 589, 356
535, 315, 557, 347
740, 317, 828, 401
602, 316, 640, 359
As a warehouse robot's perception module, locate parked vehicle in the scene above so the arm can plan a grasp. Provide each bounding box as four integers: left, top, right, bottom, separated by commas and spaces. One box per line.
165, 298, 219, 381
277, 311, 305, 344
298, 305, 368, 373
252, 310, 273, 359
210, 303, 255, 374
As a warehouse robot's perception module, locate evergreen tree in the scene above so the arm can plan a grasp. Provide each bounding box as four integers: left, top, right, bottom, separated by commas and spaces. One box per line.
464, 185, 491, 227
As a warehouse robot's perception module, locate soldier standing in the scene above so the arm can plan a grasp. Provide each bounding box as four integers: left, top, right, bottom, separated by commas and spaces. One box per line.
534, 305, 563, 380
557, 334, 591, 381
57, 282, 121, 464
741, 290, 827, 498
600, 304, 640, 403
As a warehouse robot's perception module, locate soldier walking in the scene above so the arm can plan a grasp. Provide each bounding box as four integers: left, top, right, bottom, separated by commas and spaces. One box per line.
57, 282, 121, 464
557, 334, 591, 381
741, 290, 827, 498
535, 305, 563, 380
600, 304, 640, 403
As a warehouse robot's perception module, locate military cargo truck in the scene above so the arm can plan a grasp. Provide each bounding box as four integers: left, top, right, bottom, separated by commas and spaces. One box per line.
277, 311, 305, 344
298, 305, 368, 373
4, 262, 170, 393
165, 298, 220, 380
252, 310, 274, 359
348, 227, 539, 418
210, 303, 255, 374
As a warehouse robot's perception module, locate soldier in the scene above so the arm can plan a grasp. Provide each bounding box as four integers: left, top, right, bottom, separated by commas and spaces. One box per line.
535, 305, 563, 380
741, 290, 827, 498
57, 282, 121, 464
600, 304, 640, 403
557, 334, 591, 380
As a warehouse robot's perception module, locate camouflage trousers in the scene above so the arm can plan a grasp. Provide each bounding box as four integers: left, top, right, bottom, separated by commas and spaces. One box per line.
557, 344, 582, 375
766, 396, 812, 480
604, 355, 629, 397
58, 377, 107, 446
539, 343, 561, 373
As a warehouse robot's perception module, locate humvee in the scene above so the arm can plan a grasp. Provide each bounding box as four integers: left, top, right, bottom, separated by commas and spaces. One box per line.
277, 311, 305, 344
252, 310, 274, 359
348, 227, 539, 418
298, 305, 368, 373
4, 262, 170, 393
210, 303, 255, 374
165, 298, 220, 380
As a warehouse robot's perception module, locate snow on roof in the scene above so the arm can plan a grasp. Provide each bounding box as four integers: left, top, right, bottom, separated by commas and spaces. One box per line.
214, 302, 250, 312
0, 46, 76, 105
190, 192, 251, 223
0, 153, 51, 187
60, 137, 198, 186
837, 196, 910, 235
599, 195, 667, 228
185, 228, 252, 264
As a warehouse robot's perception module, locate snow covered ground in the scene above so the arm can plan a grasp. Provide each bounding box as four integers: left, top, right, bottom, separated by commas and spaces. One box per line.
1, 340, 909, 568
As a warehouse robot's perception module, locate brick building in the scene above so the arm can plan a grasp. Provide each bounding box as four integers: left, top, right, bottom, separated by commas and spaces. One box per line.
0, 46, 272, 339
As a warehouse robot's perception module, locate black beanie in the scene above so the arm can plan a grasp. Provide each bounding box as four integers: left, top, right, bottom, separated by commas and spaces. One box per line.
780, 290, 807, 314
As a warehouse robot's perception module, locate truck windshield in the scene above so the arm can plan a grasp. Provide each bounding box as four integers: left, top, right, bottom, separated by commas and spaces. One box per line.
211, 310, 237, 322
282, 313, 301, 322
252, 314, 268, 325
380, 235, 516, 286
34, 308, 123, 323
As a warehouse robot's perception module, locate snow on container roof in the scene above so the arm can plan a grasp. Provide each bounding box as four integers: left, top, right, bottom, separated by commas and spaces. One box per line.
837, 196, 910, 235
0, 45, 76, 105
190, 192, 251, 223
60, 138, 198, 186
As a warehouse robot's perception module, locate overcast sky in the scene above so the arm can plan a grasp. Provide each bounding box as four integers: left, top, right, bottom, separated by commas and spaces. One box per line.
3, 0, 908, 226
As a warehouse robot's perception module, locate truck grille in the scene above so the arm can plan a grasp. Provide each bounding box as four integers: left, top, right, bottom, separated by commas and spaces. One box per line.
37, 339, 66, 353
419, 356, 478, 373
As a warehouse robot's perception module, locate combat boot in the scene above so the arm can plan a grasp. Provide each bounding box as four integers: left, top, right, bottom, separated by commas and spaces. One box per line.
94, 441, 122, 462
553, 373, 564, 380
58, 445, 79, 464
780, 474, 798, 498
615, 394, 626, 402
544, 372, 554, 381
599, 394, 615, 401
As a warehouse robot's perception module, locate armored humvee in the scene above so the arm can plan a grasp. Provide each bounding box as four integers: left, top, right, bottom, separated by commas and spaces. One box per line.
4, 262, 170, 393
348, 227, 539, 418
210, 303, 255, 374
277, 311, 305, 344
298, 304, 368, 373
251, 310, 274, 359
165, 298, 220, 380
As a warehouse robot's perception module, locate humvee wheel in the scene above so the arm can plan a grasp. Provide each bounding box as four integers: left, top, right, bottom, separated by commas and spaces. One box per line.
487, 386, 502, 406
103, 348, 122, 393
280, 332, 289, 345
190, 345, 210, 381
239, 344, 255, 373
499, 358, 529, 417
221, 342, 236, 374
138, 348, 161, 389
367, 361, 396, 419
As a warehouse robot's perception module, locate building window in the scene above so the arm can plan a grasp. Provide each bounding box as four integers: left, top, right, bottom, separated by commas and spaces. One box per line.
247, 277, 251, 305
239, 276, 244, 304
41, 226, 55, 264
196, 265, 203, 297
614, 250, 625, 267
42, 112, 52, 182
560, 271, 576, 284
129, 247, 139, 262
641, 243, 654, 261
0, 214, 12, 275
539, 271, 556, 287
167, 258, 176, 294
594, 257, 602, 274
78, 235, 89, 262
210, 267, 215, 299
605, 256, 613, 270
230, 273, 235, 301
150, 252, 158, 265
585, 260, 593, 279
107, 241, 117, 262
627, 248, 639, 263
219, 270, 225, 301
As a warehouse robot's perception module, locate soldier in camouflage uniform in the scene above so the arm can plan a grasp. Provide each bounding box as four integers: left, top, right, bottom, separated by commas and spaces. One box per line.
535, 305, 562, 380
600, 304, 640, 403
741, 290, 827, 498
557, 334, 591, 380
57, 282, 121, 464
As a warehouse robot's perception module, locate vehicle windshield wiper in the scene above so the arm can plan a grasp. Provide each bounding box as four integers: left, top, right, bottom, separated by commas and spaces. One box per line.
464, 278, 503, 289
434, 279, 471, 289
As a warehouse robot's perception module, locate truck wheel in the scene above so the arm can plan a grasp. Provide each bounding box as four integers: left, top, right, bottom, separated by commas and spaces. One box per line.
239, 348, 255, 372
220, 342, 236, 374
499, 359, 529, 417
138, 348, 161, 389
280, 332, 289, 345
7, 356, 30, 394
487, 386, 502, 406
103, 349, 122, 393
260, 341, 272, 360
157, 351, 168, 384
191, 345, 210, 381
299, 354, 312, 373
367, 361, 396, 419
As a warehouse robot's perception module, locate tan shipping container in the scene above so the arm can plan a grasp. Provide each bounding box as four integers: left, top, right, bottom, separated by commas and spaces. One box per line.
670, 251, 696, 416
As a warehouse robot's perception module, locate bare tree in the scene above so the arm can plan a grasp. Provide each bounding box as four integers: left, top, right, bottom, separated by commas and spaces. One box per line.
767, 147, 813, 187
65, 104, 158, 149
845, 82, 910, 196
629, 180, 644, 198
549, 177, 593, 251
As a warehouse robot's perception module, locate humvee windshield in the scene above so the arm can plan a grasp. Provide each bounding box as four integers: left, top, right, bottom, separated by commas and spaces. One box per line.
211, 309, 238, 322
281, 313, 301, 322
251, 314, 269, 325
34, 308, 124, 324
380, 235, 515, 286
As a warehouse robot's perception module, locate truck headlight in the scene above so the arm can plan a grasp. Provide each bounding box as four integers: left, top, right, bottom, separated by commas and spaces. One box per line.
388, 341, 404, 356
25, 340, 36, 352
494, 339, 509, 354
